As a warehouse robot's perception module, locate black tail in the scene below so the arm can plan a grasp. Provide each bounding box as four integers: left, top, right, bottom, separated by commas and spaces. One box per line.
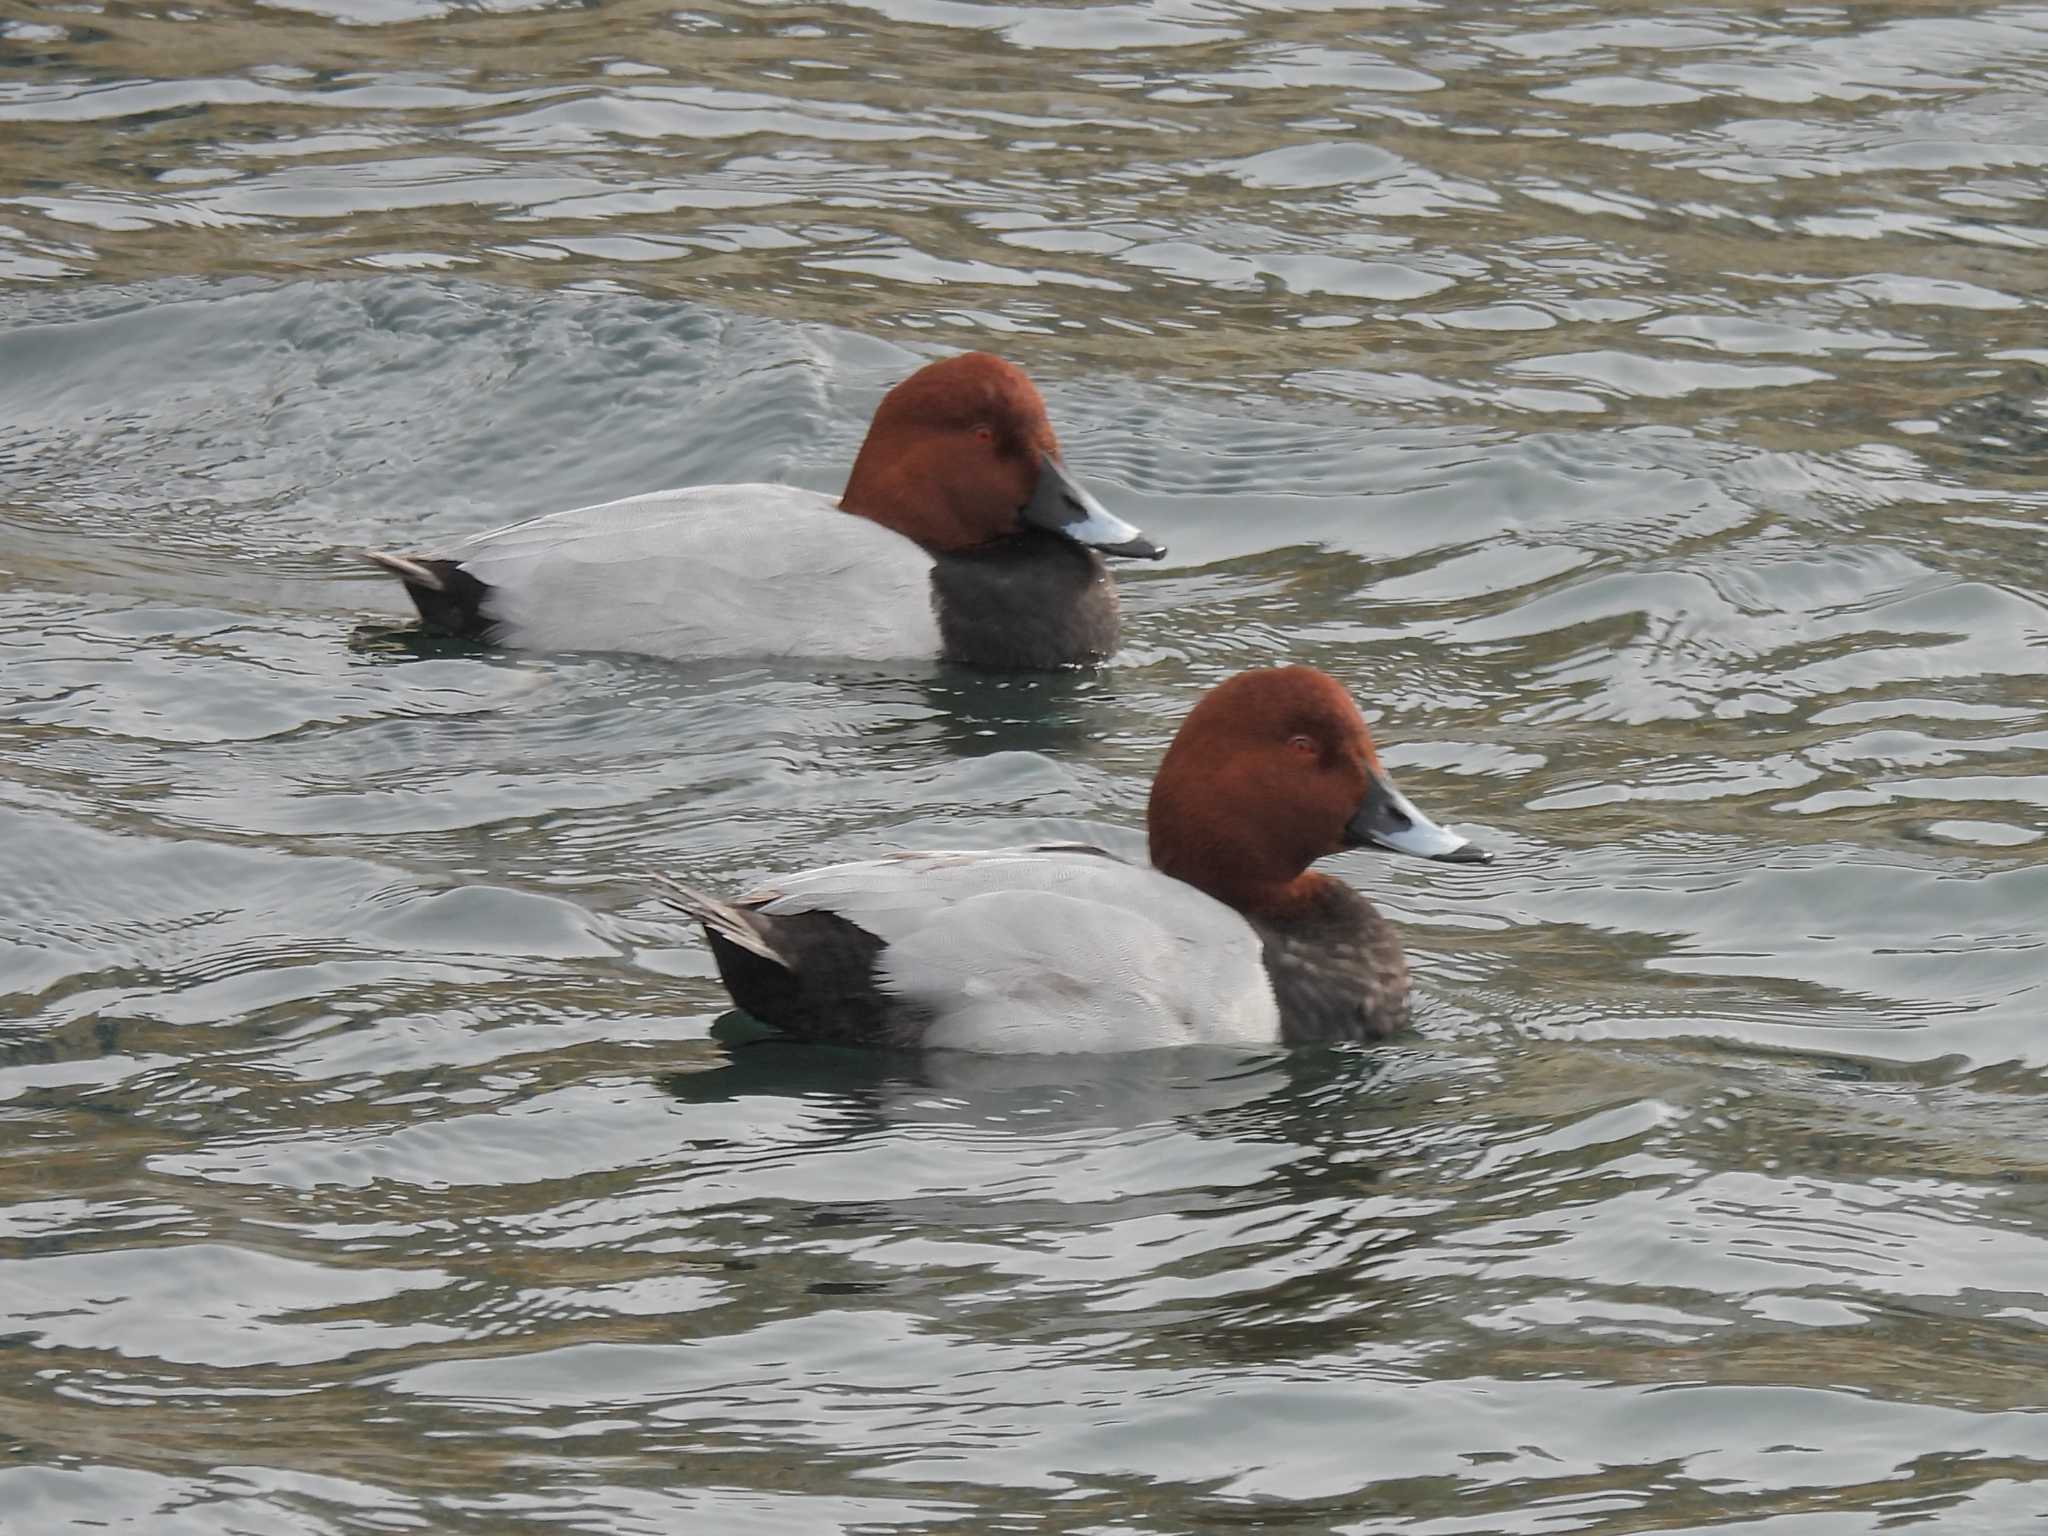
362, 551, 495, 639
656, 876, 903, 1046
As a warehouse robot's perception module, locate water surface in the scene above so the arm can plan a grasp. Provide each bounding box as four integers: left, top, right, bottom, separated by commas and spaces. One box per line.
3, 1, 2046, 1531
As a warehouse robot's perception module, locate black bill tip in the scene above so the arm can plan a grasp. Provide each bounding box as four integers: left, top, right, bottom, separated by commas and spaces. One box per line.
1098, 536, 1167, 561
1432, 843, 1493, 865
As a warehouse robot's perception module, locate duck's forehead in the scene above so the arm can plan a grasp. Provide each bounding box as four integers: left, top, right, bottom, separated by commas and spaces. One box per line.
902, 355, 1047, 426
1182, 667, 1363, 744
1264, 669, 1365, 731
980, 365, 1049, 424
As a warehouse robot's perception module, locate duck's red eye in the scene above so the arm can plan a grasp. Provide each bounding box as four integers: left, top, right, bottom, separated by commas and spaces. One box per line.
1288, 734, 1318, 759
972, 424, 995, 444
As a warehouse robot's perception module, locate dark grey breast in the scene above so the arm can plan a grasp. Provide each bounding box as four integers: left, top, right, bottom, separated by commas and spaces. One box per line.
928, 531, 1119, 669
1250, 882, 1413, 1043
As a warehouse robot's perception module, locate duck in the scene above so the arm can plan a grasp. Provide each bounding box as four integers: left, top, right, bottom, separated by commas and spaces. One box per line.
664, 666, 1490, 1052
363, 352, 1165, 669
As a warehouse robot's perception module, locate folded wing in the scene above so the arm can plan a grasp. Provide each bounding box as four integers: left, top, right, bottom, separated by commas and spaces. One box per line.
450, 485, 941, 660
753, 848, 1282, 1051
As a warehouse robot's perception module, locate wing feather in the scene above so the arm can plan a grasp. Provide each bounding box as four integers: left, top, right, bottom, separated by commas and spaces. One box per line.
447, 485, 941, 660
756, 848, 1281, 1051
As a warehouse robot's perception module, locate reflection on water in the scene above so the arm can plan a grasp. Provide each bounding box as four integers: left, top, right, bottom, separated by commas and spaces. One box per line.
3, 0, 2048, 1530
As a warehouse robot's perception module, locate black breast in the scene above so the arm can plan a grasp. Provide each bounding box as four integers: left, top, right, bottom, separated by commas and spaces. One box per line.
928, 531, 1120, 669
1249, 881, 1412, 1044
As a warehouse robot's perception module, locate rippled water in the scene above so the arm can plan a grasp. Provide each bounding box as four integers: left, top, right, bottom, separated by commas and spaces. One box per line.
4, 1, 2047, 1530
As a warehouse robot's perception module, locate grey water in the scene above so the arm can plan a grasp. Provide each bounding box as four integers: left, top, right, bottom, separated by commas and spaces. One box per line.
3, 0, 2047, 1530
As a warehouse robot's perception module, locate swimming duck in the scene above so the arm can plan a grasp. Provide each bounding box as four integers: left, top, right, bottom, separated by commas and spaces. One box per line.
666, 666, 1490, 1051
364, 352, 1164, 669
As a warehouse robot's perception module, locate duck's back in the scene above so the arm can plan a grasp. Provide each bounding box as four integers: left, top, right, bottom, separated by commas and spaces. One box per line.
453, 485, 941, 660
742, 846, 1284, 1052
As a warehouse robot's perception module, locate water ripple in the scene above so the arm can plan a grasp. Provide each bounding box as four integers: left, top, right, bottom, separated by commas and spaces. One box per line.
5, 1, 2048, 1530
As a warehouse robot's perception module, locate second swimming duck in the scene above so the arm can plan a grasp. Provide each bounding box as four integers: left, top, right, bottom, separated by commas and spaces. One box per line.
364, 352, 1163, 670
667, 666, 1489, 1052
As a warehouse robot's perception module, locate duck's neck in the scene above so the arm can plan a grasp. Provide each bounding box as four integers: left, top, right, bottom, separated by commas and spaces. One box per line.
928, 532, 1117, 668
1154, 857, 1342, 925
1240, 880, 1410, 1043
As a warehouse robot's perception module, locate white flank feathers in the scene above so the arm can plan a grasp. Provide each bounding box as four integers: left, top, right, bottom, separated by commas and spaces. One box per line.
746, 847, 1283, 1053
444, 484, 942, 661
